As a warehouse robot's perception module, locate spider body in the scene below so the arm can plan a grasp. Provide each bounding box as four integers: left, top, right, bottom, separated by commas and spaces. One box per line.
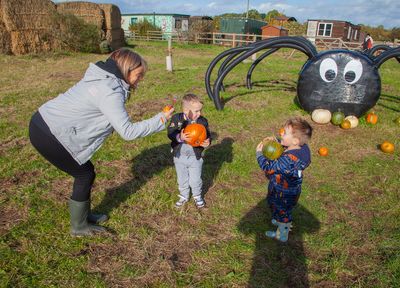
205, 37, 400, 117
297, 50, 381, 116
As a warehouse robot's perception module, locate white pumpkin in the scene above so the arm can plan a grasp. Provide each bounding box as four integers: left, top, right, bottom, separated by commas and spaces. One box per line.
311, 109, 332, 124
344, 115, 359, 128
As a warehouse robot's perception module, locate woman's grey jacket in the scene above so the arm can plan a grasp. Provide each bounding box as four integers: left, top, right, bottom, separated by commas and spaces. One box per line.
39, 61, 166, 165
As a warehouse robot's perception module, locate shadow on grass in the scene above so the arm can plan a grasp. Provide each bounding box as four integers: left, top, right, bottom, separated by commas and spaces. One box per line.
93, 143, 173, 215
202, 136, 234, 196
219, 79, 297, 108
377, 94, 400, 112
238, 199, 320, 288
94, 138, 235, 215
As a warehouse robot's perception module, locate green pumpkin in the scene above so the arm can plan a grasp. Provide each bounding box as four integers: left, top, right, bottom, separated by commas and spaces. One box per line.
262, 140, 284, 160
331, 111, 345, 126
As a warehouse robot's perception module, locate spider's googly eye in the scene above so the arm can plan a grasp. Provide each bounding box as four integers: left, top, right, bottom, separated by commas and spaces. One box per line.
344, 60, 363, 84
319, 58, 337, 82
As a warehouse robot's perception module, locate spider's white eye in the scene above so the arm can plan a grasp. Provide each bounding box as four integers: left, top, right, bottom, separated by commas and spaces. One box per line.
344, 59, 363, 84
319, 58, 337, 83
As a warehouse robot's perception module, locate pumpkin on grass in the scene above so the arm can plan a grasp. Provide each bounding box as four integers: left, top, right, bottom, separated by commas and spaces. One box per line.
184, 123, 207, 147
366, 112, 378, 125
331, 111, 345, 126
341, 119, 351, 129
380, 141, 395, 153
311, 109, 331, 124
344, 115, 359, 128
262, 140, 284, 160
318, 147, 329, 156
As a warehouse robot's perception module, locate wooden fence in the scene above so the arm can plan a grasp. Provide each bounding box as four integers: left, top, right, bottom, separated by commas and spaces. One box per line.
125, 30, 371, 50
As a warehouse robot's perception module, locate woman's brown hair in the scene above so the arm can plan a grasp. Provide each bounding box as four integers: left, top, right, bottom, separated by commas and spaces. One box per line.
109, 48, 148, 83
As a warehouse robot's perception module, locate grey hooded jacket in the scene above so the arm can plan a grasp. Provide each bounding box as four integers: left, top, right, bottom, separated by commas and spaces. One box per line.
39, 63, 166, 165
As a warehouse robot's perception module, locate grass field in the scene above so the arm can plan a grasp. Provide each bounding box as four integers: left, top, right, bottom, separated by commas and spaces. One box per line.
0, 40, 399, 287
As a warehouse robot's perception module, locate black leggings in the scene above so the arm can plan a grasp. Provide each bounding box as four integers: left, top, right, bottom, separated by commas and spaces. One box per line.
29, 112, 95, 201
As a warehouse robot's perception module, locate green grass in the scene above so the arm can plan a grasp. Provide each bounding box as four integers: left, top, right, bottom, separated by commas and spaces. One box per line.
1, 40, 399, 287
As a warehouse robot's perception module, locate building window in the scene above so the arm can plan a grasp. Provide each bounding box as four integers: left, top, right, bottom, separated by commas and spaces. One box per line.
354, 30, 358, 40
175, 19, 182, 29
347, 26, 352, 40
317, 23, 333, 37
130, 17, 137, 25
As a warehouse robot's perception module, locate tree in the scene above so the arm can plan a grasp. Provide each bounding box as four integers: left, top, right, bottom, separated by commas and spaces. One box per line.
246, 9, 262, 20
265, 9, 282, 22
390, 27, 400, 41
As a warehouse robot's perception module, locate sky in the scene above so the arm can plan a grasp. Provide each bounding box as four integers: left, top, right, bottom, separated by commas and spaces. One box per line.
53, 0, 400, 29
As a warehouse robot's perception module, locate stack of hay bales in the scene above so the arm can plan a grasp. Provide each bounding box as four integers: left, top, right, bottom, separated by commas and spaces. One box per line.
0, 0, 124, 55
0, 0, 59, 55
98, 3, 125, 50
56, 1, 124, 51
55, 1, 104, 30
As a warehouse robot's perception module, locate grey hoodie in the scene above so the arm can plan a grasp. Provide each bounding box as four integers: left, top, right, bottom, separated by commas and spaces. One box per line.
39, 63, 166, 165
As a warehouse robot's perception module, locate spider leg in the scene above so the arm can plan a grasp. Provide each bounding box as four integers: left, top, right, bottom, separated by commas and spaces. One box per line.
210, 37, 316, 110
246, 48, 279, 90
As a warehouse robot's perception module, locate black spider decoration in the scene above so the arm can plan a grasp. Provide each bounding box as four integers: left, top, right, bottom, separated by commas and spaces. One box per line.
205, 36, 400, 117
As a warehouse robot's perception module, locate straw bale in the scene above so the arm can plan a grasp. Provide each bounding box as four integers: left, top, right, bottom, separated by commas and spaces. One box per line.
56, 1, 104, 29
105, 28, 125, 50
98, 4, 121, 30
0, 21, 11, 54
105, 28, 124, 42
1, 0, 56, 31
10, 29, 59, 55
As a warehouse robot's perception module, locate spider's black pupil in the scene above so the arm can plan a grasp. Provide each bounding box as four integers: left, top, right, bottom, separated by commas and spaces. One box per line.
325, 70, 336, 81
345, 71, 356, 83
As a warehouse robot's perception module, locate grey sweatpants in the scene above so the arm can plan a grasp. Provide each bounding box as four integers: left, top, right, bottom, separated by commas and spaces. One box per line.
173, 156, 203, 200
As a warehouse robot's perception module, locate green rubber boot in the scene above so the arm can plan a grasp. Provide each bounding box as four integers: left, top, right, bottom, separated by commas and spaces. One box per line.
69, 199, 106, 236
87, 202, 109, 224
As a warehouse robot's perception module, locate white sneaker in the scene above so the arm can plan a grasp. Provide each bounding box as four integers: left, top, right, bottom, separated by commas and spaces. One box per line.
194, 197, 205, 208
175, 197, 188, 208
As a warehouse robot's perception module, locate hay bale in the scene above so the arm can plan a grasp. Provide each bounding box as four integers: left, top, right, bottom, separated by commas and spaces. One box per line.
56, 1, 104, 29
98, 4, 121, 30
1, 0, 56, 31
105, 28, 125, 50
10, 29, 59, 55
0, 21, 11, 54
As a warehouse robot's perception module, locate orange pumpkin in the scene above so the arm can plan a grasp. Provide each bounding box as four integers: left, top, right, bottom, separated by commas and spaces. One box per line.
341, 119, 351, 129
262, 140, 284, 160
318, 147, 329, 156
366, 112, 378, 125
184, 123, 207, 147
380, 141, 395, 153
162, 105, 173, 113
278, 128, 285, 136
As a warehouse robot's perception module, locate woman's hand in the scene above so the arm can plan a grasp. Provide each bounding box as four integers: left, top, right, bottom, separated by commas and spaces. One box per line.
256, 141, 264, 152
162, 106, 174, 120
200, 138, 210, 148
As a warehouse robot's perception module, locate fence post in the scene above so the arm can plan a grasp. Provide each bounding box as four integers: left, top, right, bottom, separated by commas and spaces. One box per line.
213, 32, 216, 45
166, 38, 173, 72
232, 33, 236, 48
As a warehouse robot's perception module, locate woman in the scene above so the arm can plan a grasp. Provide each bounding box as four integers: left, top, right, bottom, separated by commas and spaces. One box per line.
29, 48, 174, 236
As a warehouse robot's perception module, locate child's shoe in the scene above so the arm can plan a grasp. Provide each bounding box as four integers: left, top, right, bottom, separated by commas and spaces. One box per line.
175, 196, 188, 208
193, 196, 205, 208
266, 221, 292, 242
271, 219, 293, 231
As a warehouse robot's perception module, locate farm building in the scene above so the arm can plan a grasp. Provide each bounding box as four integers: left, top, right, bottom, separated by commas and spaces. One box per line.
121, 13, 190, 34
306, 19, 362, 43
219, 18, 266, 35
261, 25, 289, 39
